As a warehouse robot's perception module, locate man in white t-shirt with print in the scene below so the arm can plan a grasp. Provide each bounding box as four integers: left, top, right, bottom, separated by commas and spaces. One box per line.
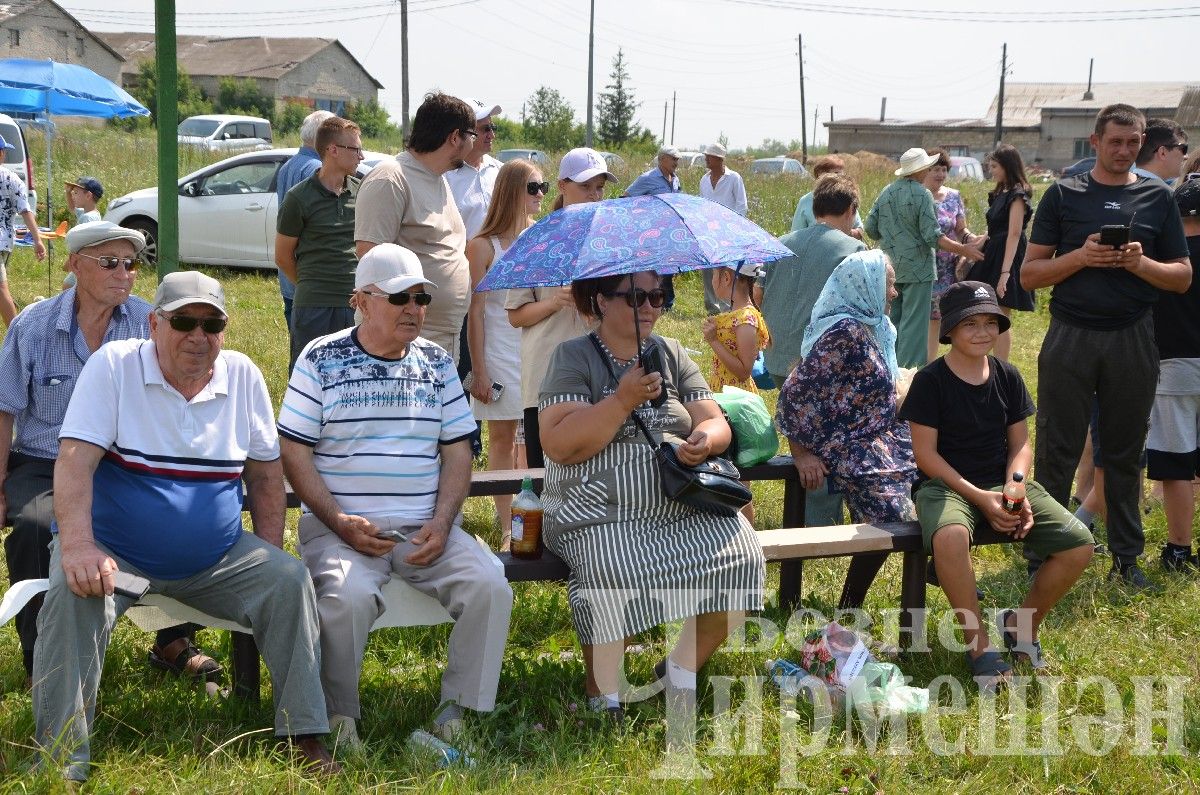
279, 243, 513, 748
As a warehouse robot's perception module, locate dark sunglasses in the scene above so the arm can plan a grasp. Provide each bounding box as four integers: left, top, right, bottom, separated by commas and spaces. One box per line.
77, 252, 139, 271
363, 290, 433, 306
1166, 142, 1189, 155
159, 312, 227, 334
480, 124, 497, 133
606, 288, 668, 309
526, 181, 550, 196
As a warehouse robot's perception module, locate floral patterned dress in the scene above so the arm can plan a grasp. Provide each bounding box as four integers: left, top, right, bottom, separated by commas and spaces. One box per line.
775, 318, 917, 522
709, 304, 770, 393
930, 188, 966, 320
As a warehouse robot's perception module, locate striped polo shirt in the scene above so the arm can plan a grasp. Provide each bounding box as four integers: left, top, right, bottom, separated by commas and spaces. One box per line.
278, 328, 476, 521
58, 339, 280, 579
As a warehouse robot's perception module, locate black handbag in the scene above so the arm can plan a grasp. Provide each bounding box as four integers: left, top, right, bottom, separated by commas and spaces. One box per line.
589, 334, 752, 517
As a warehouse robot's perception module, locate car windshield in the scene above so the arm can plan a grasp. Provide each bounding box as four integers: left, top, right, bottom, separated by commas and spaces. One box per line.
753, 160, 784, 174
0, 123, 21, 164
178, 119, 220, 137
497, 150, 528, 163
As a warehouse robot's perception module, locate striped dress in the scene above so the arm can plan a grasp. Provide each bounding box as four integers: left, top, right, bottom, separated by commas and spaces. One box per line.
539, 334, 765, 644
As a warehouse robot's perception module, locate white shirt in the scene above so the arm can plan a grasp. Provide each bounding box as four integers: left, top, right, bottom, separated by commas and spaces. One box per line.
445, 153, 502, 239
699, 168, 748, 216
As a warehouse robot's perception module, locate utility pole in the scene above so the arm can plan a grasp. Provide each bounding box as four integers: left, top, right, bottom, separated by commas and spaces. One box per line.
400, 0, 409, 139
798, 33, 808, 160
994, 42, 1007, 146
812, 105, 818, 149
585, 0, 595, 146
662, 101, 668, 143
670, 91, 676, 144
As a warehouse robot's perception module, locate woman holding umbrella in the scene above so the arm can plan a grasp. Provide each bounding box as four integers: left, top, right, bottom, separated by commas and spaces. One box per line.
537, 270, 765, 720
505, 148, 615, 467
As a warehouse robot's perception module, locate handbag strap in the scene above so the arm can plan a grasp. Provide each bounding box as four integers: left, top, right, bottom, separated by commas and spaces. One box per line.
587, 332, 659, 451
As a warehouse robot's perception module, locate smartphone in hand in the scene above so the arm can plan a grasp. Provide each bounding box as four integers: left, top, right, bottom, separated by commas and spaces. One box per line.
112, 571, 150, 600
639, 342, 669, 408
1099, 224, 1131, 249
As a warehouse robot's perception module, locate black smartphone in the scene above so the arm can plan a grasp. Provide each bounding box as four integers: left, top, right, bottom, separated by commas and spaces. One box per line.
489, 381, 504, 402
639, 342, 669, 408
1099, 224, 1130, 249
112, 571, 150, 600
376, 528, 408, 541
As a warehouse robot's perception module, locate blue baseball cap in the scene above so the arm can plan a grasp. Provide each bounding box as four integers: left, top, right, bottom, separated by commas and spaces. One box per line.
0, 134, 12, 151
66, 176, 104, 199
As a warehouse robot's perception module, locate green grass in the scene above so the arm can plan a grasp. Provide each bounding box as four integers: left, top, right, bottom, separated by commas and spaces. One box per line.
0, 126, 1197, 792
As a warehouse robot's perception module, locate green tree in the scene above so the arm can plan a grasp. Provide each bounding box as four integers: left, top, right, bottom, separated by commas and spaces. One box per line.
215, 77, 274, 120
114, 59, 211, 129
344, 99, 397, 139
596, 49, 640, 146
275, 101, 309, 135
523, 86, 577, 151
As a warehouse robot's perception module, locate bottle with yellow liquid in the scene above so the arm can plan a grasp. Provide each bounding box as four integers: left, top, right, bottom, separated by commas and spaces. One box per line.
510, 477, 544, 560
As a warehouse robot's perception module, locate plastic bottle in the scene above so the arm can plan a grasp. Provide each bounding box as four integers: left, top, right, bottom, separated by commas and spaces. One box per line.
766, 658, 844, 710
407, 729, 476, 768
1002, 471, 1026, 515
510, 476, 544, 560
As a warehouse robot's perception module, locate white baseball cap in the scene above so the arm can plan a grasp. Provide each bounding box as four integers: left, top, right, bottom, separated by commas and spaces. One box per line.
459, 97, 502, 121
355, 244, 437, 293
558, 148, 616, 183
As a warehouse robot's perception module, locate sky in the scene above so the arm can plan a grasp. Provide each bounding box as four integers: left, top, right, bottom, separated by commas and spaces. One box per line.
66, 0, 1198, 151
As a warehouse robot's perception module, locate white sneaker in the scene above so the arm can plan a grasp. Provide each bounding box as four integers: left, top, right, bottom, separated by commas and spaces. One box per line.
327, 713, 363, 750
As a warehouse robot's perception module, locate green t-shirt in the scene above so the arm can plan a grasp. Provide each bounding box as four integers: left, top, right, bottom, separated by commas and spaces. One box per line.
863, 177, 941, 283
277, 171, 359, 307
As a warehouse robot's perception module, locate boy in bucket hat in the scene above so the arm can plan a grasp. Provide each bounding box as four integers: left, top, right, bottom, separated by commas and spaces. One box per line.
898, 281, 1094, 691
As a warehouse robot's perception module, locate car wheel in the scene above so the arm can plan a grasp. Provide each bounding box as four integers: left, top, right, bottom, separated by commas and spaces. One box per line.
124, 219, 158, 268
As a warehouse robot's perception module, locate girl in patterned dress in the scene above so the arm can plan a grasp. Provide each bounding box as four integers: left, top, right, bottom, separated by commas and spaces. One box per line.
701, 263, 771, 393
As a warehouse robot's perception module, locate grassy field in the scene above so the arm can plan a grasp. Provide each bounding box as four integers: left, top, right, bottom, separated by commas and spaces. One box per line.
0, 127, 1196, 793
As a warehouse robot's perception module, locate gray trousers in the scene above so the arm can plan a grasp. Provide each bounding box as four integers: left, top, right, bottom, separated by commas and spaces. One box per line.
299, 514, 513, 719
33, 533, 326, 782
1034, 314, 1158, 562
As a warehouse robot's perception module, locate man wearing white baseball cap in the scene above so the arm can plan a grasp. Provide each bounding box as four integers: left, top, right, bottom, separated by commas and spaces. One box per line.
623, 144, 682, 197
446, 97, 504, 239
281, 242, 512, 748
698, 143, 748, 313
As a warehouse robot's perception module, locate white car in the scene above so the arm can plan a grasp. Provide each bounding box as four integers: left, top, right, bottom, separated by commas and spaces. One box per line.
104, 147, 387, 269
178, 114, 273, 152
750, 156, 807, 176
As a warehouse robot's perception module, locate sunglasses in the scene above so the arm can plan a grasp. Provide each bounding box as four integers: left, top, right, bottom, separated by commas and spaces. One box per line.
526, 181, 550, 196
363, 290, 433, 306
459, 128, 479, 139
77, 252, 139, 271
480, 124, 497, 133
1166, 142, 1189, 155
158, 312, 227, 334
606, 288, 668, 309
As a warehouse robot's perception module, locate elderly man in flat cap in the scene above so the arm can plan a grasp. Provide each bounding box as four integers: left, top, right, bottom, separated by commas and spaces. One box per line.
33, 269, 336, 783
623, 145, 683, 197
0, 221, 215, 688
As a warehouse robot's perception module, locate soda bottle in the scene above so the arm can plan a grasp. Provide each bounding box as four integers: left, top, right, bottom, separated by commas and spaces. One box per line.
407, 729, 476, 768
1002, 471, 1026, 515
510, 476, 544, 560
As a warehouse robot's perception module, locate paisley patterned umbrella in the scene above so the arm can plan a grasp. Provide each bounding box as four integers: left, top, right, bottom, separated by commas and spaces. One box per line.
475, 193, 792, 291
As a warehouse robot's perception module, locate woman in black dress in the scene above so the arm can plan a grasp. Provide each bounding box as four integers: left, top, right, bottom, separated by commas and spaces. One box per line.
967, 144, 1034, 361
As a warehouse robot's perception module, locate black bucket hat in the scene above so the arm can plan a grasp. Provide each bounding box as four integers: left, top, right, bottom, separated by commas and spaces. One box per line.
937, 281, 1011, 343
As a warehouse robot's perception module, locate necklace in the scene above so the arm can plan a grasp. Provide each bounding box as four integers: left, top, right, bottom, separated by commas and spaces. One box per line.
593, 334, 642, 367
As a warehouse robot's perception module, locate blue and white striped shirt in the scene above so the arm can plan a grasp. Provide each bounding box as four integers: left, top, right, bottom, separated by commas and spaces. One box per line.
0, 288, 152, 459
278, 327, 476, 521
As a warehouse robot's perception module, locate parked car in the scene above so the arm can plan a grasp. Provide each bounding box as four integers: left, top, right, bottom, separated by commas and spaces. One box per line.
103, 147, 385, 269
676, 151, 705, 168
496, 148, 550, 166
1061, 157, 1095, 177
598, 151, 627, 173
948, 156, 985, 182
0, 112, 36, 207
750, 156, 806, 176
178, 114, 273, 152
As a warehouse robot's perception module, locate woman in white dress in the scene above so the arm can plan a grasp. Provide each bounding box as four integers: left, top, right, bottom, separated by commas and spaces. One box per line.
466, 159, 545, 547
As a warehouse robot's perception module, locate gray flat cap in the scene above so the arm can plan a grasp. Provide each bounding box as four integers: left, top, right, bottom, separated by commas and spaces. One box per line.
67, 221, 147, 255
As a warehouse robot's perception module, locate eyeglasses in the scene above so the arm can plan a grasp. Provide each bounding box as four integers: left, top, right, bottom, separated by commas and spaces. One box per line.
526, 181, 550, 196
479, 124, 497, 133
605, 288, 668, 309
76, 252, 139, 271
335, 143, 364, 154
1166, 142, 1189, 155
157, 311, 227, 334
459, 128, 479, 139
362, 289, 433, 306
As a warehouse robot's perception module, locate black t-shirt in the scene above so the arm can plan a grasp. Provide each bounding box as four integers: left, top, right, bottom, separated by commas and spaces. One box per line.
1153, 235, 1200, 360
1029, 173, 1190, 330
898, 356, 1035, 489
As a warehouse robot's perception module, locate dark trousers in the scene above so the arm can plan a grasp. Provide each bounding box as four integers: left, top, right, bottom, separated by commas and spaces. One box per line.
1033, 314, 1158, 563
523, 406, 544, 469
289, 305, 356, 372
4, 453, 193, 675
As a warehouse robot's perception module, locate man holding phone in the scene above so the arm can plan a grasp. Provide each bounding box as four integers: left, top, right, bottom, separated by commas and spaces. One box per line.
1022, 103, 1192, 589
279, 244, 513, 749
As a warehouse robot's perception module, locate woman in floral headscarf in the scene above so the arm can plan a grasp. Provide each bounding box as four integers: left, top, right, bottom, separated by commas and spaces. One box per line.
775, 250, 918, 608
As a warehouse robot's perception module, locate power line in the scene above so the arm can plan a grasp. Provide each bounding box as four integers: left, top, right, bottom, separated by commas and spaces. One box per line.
692, 0, 1200, 23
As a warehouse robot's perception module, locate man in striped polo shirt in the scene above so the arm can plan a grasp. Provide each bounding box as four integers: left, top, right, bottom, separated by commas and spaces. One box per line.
279, 243, 513, 748
34, 271, 337, 782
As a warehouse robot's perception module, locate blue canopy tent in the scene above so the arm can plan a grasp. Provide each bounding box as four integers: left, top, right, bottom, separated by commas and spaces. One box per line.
0, 58, 150, 228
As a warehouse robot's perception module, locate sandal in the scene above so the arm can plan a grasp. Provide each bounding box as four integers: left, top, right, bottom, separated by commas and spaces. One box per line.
998, 609, 1047, 669
966, 650, 1012, 694
149, 637, 223, 683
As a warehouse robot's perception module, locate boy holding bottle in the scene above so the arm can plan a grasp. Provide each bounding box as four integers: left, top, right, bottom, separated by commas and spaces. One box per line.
898, 281, 1094, 691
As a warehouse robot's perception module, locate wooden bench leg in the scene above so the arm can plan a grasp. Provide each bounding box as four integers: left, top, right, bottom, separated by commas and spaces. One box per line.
231, 632, 261, 702
899, 549, 927, 653
778, 560, 802, 611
